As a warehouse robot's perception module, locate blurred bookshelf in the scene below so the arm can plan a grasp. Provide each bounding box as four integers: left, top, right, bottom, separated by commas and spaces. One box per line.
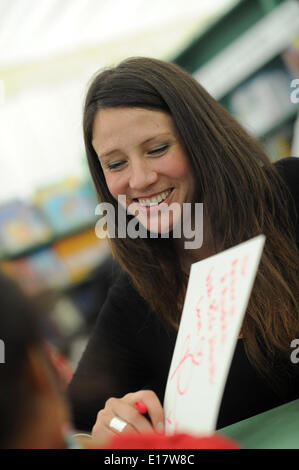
0, 178, 109, 291
173, 0, 299, 161
0, 177, 112, 366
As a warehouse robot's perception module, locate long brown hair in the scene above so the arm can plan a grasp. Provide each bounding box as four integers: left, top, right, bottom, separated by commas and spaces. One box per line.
83, 57, 299, 388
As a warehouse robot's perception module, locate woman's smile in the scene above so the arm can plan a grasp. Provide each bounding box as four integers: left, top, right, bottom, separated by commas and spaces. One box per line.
133, 188, 173, 208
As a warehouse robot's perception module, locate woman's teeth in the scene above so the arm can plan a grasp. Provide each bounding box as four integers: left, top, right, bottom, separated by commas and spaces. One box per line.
138, 188, 172, 207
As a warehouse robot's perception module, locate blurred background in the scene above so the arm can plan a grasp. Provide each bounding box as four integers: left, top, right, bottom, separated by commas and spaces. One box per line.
0, 0, 298, 373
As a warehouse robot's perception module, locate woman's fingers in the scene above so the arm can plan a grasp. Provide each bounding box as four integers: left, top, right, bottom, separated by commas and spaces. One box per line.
91, 390, 165, 443
91, 417, 116, 443
106, 397, 154, 433
124, 390, 165, 433
91, 410, 134, 444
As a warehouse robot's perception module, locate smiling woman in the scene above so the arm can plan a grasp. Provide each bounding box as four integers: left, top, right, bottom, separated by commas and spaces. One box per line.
67, 57, 299, 440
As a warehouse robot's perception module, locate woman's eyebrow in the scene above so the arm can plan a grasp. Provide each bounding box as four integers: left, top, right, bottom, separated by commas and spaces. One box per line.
99, 148, 121, 159
98, 133, 173, 160
141, 133, 172, 145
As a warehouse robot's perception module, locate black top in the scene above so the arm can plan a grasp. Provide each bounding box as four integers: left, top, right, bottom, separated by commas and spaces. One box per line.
67, 157, 299, 432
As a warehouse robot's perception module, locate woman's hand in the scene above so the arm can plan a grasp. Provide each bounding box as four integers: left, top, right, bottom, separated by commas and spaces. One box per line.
91, 390, 165, 443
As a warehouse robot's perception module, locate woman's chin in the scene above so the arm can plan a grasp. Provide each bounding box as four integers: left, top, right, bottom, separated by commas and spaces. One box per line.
137, 216, 182, 238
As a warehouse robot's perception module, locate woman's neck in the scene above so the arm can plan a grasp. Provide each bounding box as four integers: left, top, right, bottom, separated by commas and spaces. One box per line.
176, 237, 217, 274
175, 209, 217, 273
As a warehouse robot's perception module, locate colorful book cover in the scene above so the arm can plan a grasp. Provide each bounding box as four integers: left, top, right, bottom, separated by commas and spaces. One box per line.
1, 248, 71, 294
53, 228, 109, 282
27, 248, 71, 290
34, 179, 98, 234
0, 200, 51, 256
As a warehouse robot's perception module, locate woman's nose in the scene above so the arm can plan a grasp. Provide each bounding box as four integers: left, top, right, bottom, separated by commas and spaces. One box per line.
128, 160, 158, 191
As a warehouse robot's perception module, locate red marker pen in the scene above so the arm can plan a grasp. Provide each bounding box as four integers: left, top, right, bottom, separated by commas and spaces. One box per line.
135, 401, 164, 433
134, 401, 148, 414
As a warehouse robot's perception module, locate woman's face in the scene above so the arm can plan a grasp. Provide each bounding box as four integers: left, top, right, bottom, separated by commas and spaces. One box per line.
92, 107, 195, 234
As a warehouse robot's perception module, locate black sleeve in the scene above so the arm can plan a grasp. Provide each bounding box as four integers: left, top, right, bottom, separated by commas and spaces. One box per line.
67, 271, 176, 432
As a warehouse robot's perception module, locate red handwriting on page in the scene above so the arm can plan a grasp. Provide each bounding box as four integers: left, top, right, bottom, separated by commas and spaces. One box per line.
165, 251, 252, 434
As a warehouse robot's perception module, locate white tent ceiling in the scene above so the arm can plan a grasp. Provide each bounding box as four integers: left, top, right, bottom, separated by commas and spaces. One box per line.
0, 0, 236, 68
0, 0, 237, 202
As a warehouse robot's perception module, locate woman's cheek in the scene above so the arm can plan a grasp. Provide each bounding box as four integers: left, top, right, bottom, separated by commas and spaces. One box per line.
160, 150, 190, 180
104, 174, 122, 200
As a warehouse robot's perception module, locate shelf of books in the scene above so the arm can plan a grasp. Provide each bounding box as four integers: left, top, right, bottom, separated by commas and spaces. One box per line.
173, 0, 299, 162
0, 177, 109, 297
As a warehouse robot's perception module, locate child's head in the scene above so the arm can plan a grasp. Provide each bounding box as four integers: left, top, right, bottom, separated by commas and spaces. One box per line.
0, 271, 70, 449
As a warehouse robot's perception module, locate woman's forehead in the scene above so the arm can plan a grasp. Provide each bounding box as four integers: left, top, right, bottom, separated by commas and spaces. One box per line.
92, 107, 176, 155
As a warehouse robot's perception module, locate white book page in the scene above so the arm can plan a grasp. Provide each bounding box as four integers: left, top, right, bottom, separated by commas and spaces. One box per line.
163, 235, 265, 435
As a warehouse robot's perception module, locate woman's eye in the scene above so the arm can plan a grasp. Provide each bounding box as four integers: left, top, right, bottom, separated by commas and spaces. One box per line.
148, 144, 169, 155
106, 160, 125, 171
